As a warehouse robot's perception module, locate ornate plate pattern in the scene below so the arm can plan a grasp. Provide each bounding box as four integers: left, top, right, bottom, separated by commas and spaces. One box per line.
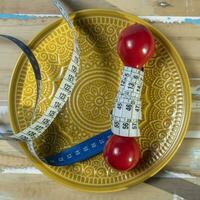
9, 10, 191, 192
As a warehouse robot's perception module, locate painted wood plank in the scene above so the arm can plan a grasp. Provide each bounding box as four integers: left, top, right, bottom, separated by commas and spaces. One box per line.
0, 167, 199, 199
0, 173, 174, 200
1, 13, 200, 26
166, 139, 200, 176
107, 0, 200, 17
146, 176, 200, 200
0, 0, 117, 14
1, 0, 200, 16
0, 10, 199, 196
0, 1, 199, 198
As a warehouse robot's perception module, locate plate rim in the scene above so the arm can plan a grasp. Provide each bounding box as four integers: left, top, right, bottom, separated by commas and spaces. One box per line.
8, 9, 191, 192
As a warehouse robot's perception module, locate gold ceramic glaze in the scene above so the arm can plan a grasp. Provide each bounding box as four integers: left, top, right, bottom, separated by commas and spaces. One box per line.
8, 10, 191, 192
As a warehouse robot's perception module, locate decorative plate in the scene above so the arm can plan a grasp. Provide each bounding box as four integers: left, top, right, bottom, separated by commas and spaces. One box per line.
8, 9, 191, 192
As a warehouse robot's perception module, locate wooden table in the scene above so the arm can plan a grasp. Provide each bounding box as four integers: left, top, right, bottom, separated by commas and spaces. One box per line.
0, 1, 200, 199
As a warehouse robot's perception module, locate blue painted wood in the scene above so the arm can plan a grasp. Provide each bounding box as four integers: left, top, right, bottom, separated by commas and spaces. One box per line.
0, 13, 200, 26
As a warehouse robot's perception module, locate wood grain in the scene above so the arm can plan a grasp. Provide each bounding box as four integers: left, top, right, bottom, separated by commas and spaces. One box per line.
0, 0, 200, 197
0, 0, 117, 14
0, 173, 174, 200
166, 139, 200, 176
106, 0, 200, 16
1, 0, 200, 16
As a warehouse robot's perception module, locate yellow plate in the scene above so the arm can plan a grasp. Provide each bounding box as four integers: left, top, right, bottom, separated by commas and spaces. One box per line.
8, 9, 191, 192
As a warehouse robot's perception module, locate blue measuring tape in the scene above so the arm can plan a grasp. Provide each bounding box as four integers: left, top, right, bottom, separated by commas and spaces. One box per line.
45, 129, 112, 166
0, 34, 112, 166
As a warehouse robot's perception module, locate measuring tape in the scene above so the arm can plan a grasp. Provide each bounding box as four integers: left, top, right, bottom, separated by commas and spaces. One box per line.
111, 66, 143, 137
0, 0, 113, 166
0, 0, 145, 166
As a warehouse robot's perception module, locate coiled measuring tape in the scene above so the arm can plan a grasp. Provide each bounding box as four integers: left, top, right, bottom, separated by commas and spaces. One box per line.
0, 0, 113, 166
111, 66, 143, 137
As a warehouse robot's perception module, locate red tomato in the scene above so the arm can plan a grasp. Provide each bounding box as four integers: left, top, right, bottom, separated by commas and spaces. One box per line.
117, 24, 154, 69
103, 135, 141, 171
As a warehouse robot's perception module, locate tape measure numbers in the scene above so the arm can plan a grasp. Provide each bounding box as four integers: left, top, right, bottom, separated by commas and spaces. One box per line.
111, 66, 144, 137
0, 0, 144, 166
0, 0, 113, 166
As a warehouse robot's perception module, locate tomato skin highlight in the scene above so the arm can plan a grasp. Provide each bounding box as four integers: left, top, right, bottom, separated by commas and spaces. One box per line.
117, 24, 154, 69
103, 135, 141, 171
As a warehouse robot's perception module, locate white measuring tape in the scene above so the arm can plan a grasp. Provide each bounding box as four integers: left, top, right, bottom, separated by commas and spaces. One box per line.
111, 66, 143, 137
11, 0, 79, 142
1, 0, 145, 165
6, 0, 80, 161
